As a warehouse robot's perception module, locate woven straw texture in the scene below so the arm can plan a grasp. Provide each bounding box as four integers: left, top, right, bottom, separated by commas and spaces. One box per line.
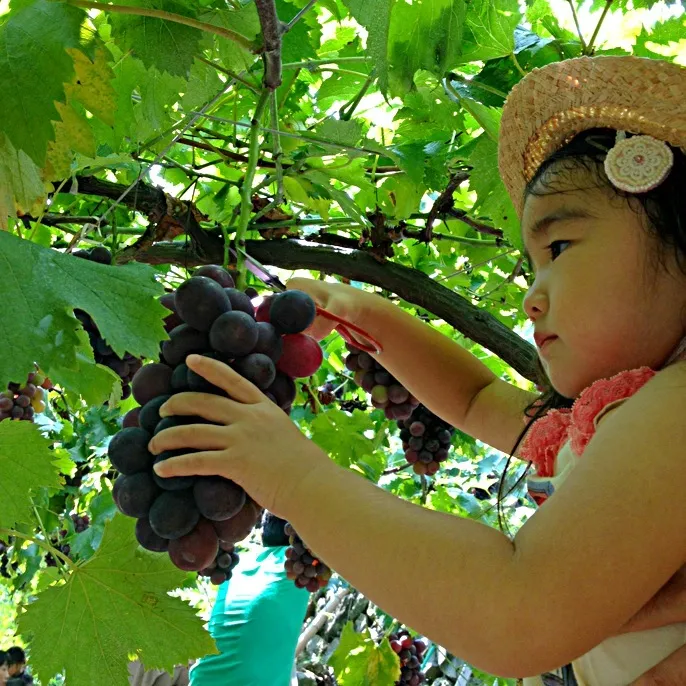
498, 55, 686, 218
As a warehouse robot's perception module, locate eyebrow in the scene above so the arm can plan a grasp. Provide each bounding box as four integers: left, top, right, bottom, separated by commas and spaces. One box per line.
521, 207, 596, 269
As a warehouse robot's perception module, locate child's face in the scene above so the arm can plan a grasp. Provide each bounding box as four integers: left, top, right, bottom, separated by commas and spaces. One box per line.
520, 165, 686, 397
0, 663, 8, 685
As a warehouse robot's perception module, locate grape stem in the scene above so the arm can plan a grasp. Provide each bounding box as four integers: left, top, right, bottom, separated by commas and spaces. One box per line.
0, 527, 77, 574
30, 499, 70, 577
382, 463, 412, 476
235, 90, 271, 289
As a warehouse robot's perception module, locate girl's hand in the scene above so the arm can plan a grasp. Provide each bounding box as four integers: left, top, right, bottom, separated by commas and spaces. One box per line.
286, 277, 375, 341
148, 354, 329, 515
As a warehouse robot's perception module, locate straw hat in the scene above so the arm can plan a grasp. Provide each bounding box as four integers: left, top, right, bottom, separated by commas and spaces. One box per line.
498, 55, 686, 219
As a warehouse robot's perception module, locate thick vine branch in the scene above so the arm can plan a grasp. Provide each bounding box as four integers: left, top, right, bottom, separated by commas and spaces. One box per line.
136, 240, 538, 382
66, 0, 258, 51
254, 0, 283, 89
68, 175, 537, 380
423, 172, 469, 242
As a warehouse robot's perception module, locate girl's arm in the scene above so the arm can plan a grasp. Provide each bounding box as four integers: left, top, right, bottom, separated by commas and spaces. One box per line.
151, 357, 686, 678
289, 278, 538, 454
620, 564, 686, 633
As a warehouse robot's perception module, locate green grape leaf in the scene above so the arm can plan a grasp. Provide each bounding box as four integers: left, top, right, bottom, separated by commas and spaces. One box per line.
304, 171, 370, 227
207, 3, 261, 74
443, 81, 502, 143
314, 119, 364, 148
109, 0, 203, 78
276, 0, 319, 63
0, 134, 46, 229
387, 0, 466, 96
0, 231, 166, 390
317, 71, 369, 112
17, 515, 217, 686
51, 328, 122, 407
310, 409, 385, 481
341, 0, 393, 92
329, 622, 400, 686
467, 133, 521, 248
0, 0, 86, 166
0, 422, 62, 529
181, 59, 224, 112
633, 15, 686, 60
458, 0, 521, 63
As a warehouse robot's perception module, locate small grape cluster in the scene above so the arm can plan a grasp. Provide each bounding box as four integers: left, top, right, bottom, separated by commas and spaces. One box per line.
344, 343, 419, 421
389, 631, 427, 685
317, 381, 336, 406
109, 265, 325, 575
73, 247, 143, 399
45, 528, 70, 567
198, 543, 240, 586
0, 371, 49, 422
284, 523, 331, 593
398, 405, 455, 476
45, 514, 91, 567
0, 539, 11, 579
72, 513, 90, 533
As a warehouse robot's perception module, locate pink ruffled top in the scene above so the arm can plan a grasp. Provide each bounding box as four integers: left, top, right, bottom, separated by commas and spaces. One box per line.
520, 367, 657, 504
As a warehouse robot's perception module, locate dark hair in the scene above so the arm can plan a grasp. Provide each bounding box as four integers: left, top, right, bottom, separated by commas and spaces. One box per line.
261, 511, 289, 547
0, 650, 8, 666
497, 127, 686, 533
6, 647, 25, 665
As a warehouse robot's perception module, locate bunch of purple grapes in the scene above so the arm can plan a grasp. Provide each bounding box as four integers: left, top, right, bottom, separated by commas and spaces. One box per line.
198, 543, 240, 586
343, 343, 419, 421
283, 522, 332, 593
110, 264, 325, 575
0, 371, 48, 422
72, 247, 143, 399
389, 631, 427, 685
398, 405, 455, 476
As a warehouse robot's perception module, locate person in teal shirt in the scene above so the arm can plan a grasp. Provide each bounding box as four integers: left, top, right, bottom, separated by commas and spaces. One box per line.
189, 513, 310, 686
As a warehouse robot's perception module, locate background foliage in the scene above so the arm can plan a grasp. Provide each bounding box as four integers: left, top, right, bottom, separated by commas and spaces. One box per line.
0, 0, 684, 683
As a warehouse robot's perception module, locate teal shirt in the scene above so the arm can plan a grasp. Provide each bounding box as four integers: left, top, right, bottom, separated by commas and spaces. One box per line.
190, 546, 309, 686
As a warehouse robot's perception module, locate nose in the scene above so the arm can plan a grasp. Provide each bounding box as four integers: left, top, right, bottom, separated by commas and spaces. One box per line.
522, 279, 548, 321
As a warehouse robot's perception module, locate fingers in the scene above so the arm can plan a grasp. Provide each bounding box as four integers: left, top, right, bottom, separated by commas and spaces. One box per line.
286, 277, 330, 305
159, 391, 241, 426
148, 424, 230, 455
186, 354, 264, 404
153, 450, 230, 478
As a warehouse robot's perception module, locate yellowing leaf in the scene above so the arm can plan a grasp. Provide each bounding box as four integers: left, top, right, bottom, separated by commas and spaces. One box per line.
0, 421, 61, 529
44, 101, 96, 179
17, 515, 217, 686
66, 47, 117, 127
0, 134, 47, 229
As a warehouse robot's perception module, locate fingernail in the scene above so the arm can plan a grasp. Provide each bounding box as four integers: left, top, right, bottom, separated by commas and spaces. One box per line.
153, 463, 164, 476
158, 404, 169, 417
148, 440, 158, 455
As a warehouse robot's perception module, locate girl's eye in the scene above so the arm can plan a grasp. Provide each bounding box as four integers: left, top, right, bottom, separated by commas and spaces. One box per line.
547, 240, 570, 261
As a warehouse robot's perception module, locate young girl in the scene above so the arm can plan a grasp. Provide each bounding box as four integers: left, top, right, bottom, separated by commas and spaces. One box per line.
150, 55, 686, 684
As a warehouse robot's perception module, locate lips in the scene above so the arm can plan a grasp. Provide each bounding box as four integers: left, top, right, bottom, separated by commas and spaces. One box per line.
534, 333, 557, 348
